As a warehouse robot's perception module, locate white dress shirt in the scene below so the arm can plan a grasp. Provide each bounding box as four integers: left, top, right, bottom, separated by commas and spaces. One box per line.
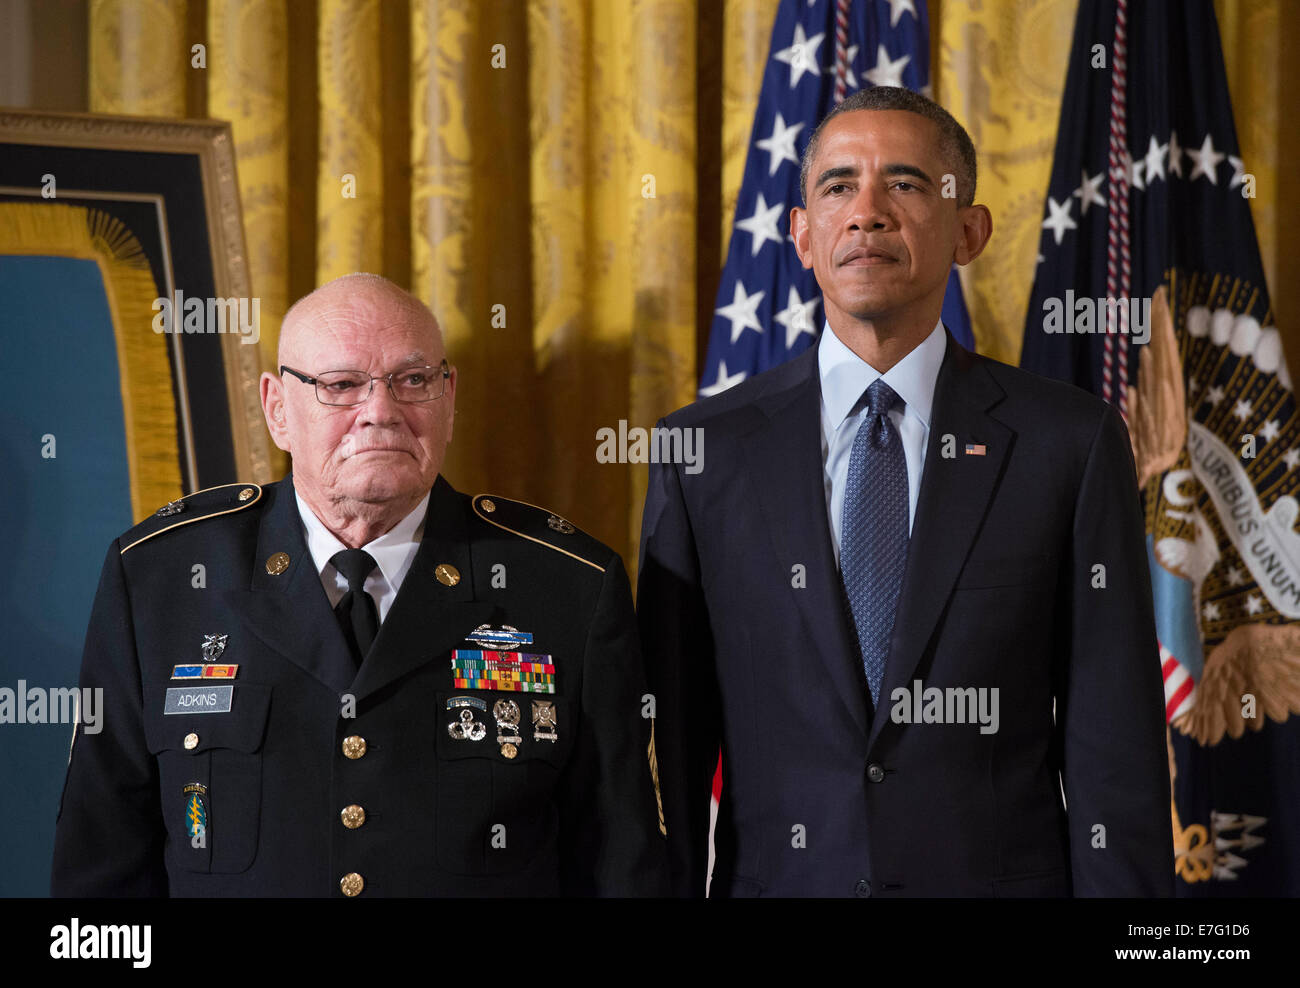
295, 490, 430, 623
819, 319, 947, 566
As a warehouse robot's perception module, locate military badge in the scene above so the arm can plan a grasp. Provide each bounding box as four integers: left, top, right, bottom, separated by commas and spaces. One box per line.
532, 700, 558, 742
200, 634, 228, 662
446, 696, 488, 741
156, 498, 185, 517
183, 782, 207, 839
493, 699, 523, 758
464, 624, 534, 650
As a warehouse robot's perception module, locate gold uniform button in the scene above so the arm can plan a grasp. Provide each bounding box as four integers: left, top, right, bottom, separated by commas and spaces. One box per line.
341, 735, 367, 759
435, 563, 460, 587
340, 804, 366, 829
238, 487, 255, 501
500, 742, 518, 759
265, 551, 290, 575
183, 732, 199, 750
340, 872, 364, 897
480, 498, 496, 513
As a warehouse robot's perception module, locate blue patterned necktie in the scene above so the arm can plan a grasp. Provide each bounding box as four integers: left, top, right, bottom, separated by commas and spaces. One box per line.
840, 379, 909, 705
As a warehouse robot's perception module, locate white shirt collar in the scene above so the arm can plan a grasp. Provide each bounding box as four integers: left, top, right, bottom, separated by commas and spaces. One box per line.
818, 318, 947, 429
295, 489, 429, 594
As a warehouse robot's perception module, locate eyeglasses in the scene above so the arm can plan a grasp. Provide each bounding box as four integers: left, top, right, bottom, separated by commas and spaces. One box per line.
280, 360, 450, 405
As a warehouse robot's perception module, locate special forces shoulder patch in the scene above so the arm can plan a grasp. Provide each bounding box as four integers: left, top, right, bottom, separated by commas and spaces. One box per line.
470, 494, 608, 573
183, 782, 208, 840
121, 483, 265, 555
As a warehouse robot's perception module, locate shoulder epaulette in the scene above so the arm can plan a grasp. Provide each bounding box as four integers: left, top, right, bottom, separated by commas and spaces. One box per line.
470, 494, 607, 573
120, 482, 264, 554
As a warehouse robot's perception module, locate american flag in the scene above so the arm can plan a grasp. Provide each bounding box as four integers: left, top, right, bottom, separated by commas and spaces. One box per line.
699, 0, 973, 399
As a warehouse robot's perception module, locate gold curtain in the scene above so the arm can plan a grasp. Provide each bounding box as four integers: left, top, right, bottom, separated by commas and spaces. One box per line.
88, 0, 1295, 571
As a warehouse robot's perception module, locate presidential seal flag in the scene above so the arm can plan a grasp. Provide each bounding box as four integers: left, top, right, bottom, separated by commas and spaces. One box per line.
1021, 0, 1300, 895
699, 0, 972, 400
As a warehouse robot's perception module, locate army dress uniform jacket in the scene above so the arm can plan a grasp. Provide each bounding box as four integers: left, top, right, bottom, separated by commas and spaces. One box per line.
51, 475, 668, 896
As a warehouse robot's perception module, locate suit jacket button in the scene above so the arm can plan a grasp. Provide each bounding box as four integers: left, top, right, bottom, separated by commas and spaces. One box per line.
854, 879, 871, 898
340, 872, 364, 897
341, 735, 367, 759
867, 763, 885, 783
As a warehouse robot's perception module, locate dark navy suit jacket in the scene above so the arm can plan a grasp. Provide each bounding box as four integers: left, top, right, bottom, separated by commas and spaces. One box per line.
637, 329, 1174, 897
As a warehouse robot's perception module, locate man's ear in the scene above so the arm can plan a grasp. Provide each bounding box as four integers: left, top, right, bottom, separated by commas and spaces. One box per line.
260, 371, 292, 453
790, 205, 813, 269
443, 365, 457, 445
953, 204, 993, 266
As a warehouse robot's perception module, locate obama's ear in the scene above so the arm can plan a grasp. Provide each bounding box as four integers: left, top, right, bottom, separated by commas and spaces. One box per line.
790, 205, 814, 269
954, 204, 993, 266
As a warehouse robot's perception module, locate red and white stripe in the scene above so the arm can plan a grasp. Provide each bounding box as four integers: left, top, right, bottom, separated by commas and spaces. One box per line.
1103, 0, 1132, 418
1161, 643, 1197, 722
832, 0, 851, 104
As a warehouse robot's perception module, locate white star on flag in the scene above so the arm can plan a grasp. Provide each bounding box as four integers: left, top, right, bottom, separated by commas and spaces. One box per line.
1225, 566, 1246, 587
1168, 130, 1185, 178
1207, 385, 1226, 404
1232, 399, 1252, 420
735, 192, 785, 257
773, 285, 819, 349
1187, 134, 1225, 183
774, 24, 824, 88
1203, 601, 1222, 622
1073, 169, 1106, 215
715, 281, 766, 343
1245, 594, 1265, 616
886, 0, 917, 28
700, 360, 747, 397
1042, 196, 1077, 246
1143, 136, 1168, 183
1260, 419, 1282, 442
1228, 155, 1247, 189
755, 112, 804, 177
1284, 448, 1300, 471
864, 44, 910, 88
1121, 148, 1146, 191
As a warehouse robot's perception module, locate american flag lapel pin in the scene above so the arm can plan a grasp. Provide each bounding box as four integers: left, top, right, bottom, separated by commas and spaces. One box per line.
965, 442, 987, 456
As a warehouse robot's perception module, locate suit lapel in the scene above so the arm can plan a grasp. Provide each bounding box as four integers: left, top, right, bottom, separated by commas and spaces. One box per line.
740, 348, 871, 735
221, 477, 357, 695
867, 333, 1012, 751
350, 476, 495, 703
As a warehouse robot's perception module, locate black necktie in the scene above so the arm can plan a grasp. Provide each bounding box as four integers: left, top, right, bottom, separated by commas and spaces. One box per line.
331, 549, 379, 667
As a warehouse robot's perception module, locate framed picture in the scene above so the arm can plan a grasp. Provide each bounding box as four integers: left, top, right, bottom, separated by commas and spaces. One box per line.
0, 108, 274, 516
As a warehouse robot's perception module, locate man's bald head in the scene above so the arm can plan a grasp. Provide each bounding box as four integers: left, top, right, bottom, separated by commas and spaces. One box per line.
260, 272, 457, 545
278, 272, 444, 368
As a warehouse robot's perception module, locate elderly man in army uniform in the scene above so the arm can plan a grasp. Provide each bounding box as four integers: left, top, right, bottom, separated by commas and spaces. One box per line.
52, 273, 667, 897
